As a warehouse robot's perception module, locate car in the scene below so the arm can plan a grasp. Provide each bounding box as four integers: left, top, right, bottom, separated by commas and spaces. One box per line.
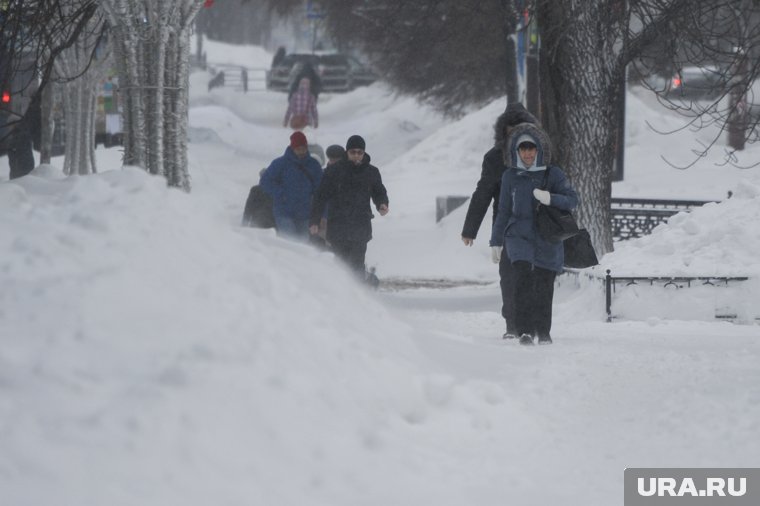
266, 52, 377, 94
665, 66, 727, 101
316, 53, 352, 92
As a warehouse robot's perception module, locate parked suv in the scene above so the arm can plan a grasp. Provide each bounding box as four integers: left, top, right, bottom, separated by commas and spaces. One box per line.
665, 66, 727, 100
317, 53, 352, 92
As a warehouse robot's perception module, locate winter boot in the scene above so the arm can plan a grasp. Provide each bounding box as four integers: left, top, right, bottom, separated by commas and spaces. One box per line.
519, 333, 534, 346
537, 335, 553, 345
502, 331, 517, 339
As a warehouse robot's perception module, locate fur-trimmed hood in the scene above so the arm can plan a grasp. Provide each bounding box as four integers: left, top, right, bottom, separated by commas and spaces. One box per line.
492, 102, 539, 146
501, 122, 553, 167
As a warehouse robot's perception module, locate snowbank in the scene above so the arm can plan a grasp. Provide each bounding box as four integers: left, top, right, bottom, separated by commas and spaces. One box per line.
0, 168, 512, 505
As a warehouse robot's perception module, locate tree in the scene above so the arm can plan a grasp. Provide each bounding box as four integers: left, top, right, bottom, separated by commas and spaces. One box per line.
196, 0, 271, 46
52, 4, 108, 175
262, 0, 522, 115
285, 1, 760, 256
99, 0, 206, 191
1, 0, 99, 178
536, 0, 760, 254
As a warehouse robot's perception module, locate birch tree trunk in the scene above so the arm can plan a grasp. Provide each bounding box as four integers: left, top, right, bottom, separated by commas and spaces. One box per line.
54, 8, 107, 176
100, 0, 205, 191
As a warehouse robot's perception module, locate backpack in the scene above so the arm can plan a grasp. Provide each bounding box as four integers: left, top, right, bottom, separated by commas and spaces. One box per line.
242, 185, 275, 228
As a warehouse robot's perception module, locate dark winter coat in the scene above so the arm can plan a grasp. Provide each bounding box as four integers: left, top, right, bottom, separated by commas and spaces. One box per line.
242, 185, 275, 228
489, 123, 578, 273
461, 103, 539, 240
288, 62, 322, 101
310, 153, 388, 244
261, 147, 323, 222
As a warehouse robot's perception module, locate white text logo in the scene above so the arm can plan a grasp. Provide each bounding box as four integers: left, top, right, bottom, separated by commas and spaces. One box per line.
637, 477, 747, 497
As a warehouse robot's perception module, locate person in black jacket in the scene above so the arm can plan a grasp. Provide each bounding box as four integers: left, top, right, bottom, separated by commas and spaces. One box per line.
461, 103, 538, 339
309, 135, 389, 278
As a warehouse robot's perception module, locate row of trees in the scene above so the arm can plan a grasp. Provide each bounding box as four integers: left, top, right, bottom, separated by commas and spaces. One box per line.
4, 1, 760, 255
1, 0, 207, 189
0, 0, 99, 177
263, 0, 760, 255
196, 0, 273, 46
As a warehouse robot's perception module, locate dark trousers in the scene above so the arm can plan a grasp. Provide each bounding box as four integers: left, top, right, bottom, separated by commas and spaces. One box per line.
512, 261, 556, 339
499, 251, 516, 334
330, 239, 368, 277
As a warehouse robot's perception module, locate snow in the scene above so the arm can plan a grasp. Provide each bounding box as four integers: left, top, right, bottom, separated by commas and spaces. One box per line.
1, 41, 759, 506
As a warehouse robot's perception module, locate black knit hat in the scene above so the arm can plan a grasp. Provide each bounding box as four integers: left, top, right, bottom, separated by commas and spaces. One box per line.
346, 135, 366, 151
326, 144, 345, 160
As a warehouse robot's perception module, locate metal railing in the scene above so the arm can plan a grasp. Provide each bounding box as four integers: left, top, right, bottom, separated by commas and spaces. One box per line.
208, 66, 268, 93
602, 270, 749, 321
611, 197, 717, 241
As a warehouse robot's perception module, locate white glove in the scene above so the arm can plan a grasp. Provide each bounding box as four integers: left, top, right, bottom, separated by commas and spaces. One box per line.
533, 188, 551, 206
491, 246, 503, 264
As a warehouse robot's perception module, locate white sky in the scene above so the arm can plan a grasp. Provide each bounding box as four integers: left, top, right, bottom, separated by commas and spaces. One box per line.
1, 39, 759, 506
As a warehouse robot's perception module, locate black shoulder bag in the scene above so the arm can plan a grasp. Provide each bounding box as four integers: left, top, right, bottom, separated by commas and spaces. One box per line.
535, 167, 599, 268
535, 167, 580, 243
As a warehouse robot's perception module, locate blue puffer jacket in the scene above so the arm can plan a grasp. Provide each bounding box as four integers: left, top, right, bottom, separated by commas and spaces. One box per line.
489, 123, 578, 273
260, 147, 323, 221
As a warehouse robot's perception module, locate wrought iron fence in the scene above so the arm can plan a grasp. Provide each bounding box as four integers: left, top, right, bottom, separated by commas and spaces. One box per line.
603, 270, 749, 321
611, 197, 716, 241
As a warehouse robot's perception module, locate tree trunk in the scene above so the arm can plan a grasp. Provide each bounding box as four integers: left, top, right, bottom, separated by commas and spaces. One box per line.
39, 79, 55, 165
727, 52, 749, 151
536, 0, 626, 256
101, 0, 205, 191
501, 0, 519, 104
54, 8, 107, 176
165, 23, 193, 191
101, 2, 146, 170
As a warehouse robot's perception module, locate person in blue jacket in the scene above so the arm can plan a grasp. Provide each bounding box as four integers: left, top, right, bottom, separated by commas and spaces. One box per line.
490, 123, 578, 345
261, 131, 323, 241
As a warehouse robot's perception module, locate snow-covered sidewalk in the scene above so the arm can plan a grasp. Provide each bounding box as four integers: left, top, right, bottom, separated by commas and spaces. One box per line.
1, 40, 758, 506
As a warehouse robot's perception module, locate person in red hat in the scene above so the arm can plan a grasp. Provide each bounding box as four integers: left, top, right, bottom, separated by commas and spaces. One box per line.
260, 131, 324, 241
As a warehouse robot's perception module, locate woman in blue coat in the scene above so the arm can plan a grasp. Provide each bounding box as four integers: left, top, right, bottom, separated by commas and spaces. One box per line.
490, 123, 578, 345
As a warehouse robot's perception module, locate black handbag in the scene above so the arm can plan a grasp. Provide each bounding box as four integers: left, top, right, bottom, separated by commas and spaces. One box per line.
563, 229, 599, 268
534, 167, 580, 243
